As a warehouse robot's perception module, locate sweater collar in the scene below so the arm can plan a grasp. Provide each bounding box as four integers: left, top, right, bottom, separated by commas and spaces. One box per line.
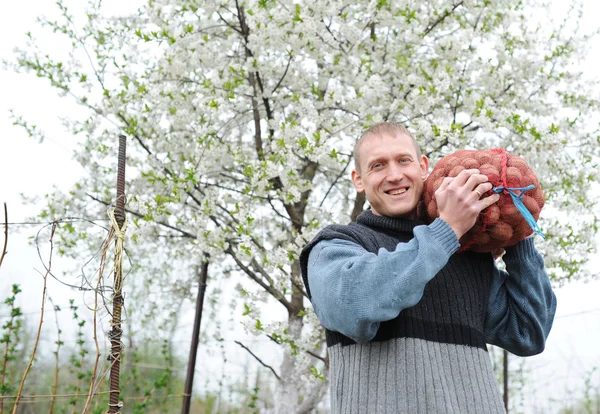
356, 210, 424, 234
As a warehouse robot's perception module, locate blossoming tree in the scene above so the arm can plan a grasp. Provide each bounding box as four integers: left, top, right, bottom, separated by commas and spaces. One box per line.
12, 0, 599, 411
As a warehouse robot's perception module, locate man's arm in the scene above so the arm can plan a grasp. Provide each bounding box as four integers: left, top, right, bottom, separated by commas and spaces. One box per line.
307, 218, 459, 344
484, 237, 557, 356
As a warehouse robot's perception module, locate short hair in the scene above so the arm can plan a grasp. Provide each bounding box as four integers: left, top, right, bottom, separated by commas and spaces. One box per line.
354, 122, 422, 172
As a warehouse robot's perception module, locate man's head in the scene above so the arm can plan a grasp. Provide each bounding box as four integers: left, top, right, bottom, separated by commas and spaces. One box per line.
351, 122, 429, 219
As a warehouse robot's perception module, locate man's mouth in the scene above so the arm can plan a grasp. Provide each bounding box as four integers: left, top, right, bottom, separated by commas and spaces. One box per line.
387, 188, 408, 195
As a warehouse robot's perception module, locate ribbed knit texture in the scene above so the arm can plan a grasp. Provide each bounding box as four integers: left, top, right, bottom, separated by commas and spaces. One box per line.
300, 211, 506, 413
484, 237, 556, 355
328, 338, 504, 413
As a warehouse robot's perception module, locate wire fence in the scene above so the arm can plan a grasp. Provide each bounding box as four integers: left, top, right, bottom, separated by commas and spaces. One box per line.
1, 185, 600, 412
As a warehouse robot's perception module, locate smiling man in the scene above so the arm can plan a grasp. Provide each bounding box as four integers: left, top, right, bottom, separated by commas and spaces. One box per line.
300, 122, 556, 414
351, 128, 428, 220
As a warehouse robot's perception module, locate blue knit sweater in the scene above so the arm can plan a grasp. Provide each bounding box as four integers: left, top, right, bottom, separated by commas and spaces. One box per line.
301, 212, 557, 413
307, 217, 556, 356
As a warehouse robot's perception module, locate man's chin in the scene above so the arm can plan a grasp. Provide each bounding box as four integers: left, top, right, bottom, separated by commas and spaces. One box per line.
388, 206, 418, 220
372, 202, 418, 219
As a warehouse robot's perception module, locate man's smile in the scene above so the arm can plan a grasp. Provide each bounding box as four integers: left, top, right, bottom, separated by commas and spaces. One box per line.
386, 188, 408, 196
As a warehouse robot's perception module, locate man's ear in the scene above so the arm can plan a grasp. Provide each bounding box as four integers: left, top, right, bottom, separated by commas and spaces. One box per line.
420, 155, 429, 180
351, 169, 365, 192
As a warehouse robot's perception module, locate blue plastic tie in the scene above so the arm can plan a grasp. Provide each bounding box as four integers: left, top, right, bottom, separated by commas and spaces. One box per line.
492, 184, 545, 239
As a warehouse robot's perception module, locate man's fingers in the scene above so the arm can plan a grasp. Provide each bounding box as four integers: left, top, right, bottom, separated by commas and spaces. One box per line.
464, 173, 491, 190
473, 182, 494, 199
480, 193, 500, 209
437, 176, 454, 192
450, 169, 480, 187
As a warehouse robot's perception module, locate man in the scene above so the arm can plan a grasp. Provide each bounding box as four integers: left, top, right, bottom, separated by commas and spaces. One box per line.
299, 122, 556, 413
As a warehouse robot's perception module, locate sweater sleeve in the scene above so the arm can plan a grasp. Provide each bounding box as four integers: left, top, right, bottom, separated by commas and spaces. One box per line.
307, 218, 459, 344
484, 237, 557, 356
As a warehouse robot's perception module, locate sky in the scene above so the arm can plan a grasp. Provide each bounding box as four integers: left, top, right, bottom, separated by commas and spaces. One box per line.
1, 1, 600, 412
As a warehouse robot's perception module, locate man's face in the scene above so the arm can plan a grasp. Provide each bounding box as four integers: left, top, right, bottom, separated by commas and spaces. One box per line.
352, 133, 429, 219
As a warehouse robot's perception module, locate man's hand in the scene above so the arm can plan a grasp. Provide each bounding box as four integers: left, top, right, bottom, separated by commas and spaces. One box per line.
435, 169, 500, 239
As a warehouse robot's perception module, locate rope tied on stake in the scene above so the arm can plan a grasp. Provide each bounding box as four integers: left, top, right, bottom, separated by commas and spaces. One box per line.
107, 207, 126, 413
107, 134, 127, 414
107, 207, 127, 296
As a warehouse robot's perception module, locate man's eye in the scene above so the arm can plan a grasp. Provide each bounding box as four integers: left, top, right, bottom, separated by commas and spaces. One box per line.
400, 158, 411, 164
372, 163, 383, 169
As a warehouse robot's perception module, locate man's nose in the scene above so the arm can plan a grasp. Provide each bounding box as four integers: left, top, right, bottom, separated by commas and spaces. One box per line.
386, 163, 404, 182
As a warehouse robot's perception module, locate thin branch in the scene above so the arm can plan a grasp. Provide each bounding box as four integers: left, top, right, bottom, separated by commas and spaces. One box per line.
0, 203, 7, 269
249, 257, 275, 287
291, 277, 309, 299
271, 53, 293, 95
425, 137, 450, 158
322, 106, 360, 117
201, 180, 271, 201
452, 60, 468, 125
86, 193, 197, 239
234, 341, 281, 381
12, 223, 55, 413
306, 350, 326, 363
225, 246, 292, 312
0, 218, 107, 226
472, 9, 484, 32
423, 2, 464, 36
82, 231, 111, 413
266, 334, 324, 362
319, 155, 353, 208
266, 198, 292, 223
116, 113, 152, 155
193, 23, 231, 34
216, 9, 242, 34
397, 111, 434, 124
324, 23, 347, 54
48, 298, 61, 414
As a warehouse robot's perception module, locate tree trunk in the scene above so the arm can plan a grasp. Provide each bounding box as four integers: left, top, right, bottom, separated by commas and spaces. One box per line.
274, 260, 328, 413
274, 316, 302, 413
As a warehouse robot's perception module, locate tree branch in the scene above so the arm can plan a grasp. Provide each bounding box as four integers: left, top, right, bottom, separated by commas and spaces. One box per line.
271, 53, 293, 95
306, 350, 326, 364
225, 246, 293, 312
350, 192, 366, 222
86, 193, 197, 239
215, 9, 242, 34
425, 137, 450, 158
117, 113, 152, 156
234, 341, 280, 381
423, 1, 464, 36
249, 257, 275, 287
235, 0, 266, 161
0, 203, 7, 269
291, 276, 309, 299
266, 334, 323, 362
319, 155, 353, 208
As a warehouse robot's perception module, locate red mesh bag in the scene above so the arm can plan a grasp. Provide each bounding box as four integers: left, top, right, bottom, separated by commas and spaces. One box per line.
421, 148, 545, 253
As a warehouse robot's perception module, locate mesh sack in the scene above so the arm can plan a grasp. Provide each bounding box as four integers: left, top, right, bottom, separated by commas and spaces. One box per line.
421, 148, 545, 253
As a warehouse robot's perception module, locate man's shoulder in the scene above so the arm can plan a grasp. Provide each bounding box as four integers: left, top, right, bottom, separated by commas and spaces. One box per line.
301, 222, 364, 258
311, 222, 369, 244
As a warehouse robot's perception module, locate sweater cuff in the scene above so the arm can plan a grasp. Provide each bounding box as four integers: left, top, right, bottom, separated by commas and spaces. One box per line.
505, 237, 536, 260
429, 218, 460, 256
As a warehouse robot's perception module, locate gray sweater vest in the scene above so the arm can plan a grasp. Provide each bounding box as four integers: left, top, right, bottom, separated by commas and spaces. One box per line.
300, 211, 506, 413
